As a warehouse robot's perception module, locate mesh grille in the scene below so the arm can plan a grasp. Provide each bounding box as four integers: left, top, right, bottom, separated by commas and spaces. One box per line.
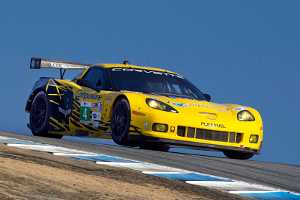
229, 132, 236, 143
236, 133, 242, 143
177, 126, 185, 137
187, 128, 195, 138
177, 126, 242, 143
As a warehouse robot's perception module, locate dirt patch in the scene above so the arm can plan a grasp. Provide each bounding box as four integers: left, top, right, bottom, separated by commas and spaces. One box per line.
0, 144, 252, 200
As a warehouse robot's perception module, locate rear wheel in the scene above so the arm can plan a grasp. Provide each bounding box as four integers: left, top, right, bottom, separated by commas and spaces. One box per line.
223, 150, 254, 160
30, 91, 63, 139
110, 98, 139, 147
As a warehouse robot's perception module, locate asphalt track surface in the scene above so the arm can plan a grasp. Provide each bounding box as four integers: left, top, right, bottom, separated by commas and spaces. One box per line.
1, 132, 299, 194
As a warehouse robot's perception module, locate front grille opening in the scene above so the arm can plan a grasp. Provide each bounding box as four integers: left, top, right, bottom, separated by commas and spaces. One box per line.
219, 132, 228, 142
196, 129, 211, 140
196, 129, 204, 139
179, 126, 243, 144
236, 133, 242, 143
177, 126, 185, 137
203, 130, 213, 140
229, 132, 236, 143
187, 128, 195, 138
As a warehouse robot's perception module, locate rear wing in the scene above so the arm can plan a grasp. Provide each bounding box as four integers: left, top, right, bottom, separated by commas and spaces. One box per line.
30, 57, 92, 79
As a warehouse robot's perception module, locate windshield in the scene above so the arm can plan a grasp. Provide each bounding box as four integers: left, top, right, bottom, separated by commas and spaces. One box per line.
108, 67, 206, 100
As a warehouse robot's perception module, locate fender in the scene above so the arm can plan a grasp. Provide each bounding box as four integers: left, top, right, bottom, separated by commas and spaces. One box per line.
25, 77, 52, 112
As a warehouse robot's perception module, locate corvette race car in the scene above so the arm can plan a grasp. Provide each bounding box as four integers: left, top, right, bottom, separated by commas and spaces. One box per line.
25, 57, 263, 159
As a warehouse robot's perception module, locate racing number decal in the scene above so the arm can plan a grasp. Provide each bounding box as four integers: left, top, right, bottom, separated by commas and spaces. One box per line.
80, 101, 91, 123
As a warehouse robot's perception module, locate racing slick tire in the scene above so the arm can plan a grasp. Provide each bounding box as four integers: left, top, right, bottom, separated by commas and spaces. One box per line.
223, 150, 254, 160
110, 97, 139, 147
30, 91, 63, 139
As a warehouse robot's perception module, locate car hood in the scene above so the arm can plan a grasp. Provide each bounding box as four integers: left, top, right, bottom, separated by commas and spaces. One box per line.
142, 93, 232, 115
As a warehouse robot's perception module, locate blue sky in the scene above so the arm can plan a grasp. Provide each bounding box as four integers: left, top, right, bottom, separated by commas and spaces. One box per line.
0, 1, 299, 165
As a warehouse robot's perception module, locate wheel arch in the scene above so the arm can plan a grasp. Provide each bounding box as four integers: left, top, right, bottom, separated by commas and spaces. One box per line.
25, 88, 47, 112
107, 94, 130, 119
25, 77, 53, 113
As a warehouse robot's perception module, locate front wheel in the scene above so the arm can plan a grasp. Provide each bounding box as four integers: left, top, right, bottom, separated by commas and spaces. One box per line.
30, 91, 63, 139
110, 98, 139, 147
223, 150, 254, 160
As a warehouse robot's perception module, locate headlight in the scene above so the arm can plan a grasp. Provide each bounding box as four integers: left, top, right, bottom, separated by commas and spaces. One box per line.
237, 110, 255, 121
146, 98, 178, 113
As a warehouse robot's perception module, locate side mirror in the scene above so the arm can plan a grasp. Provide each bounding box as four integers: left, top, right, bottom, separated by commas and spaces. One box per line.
76, 79, 99, 92
203, 94, 211, 102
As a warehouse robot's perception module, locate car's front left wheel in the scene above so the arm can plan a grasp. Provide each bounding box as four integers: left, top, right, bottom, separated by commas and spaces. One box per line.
110, 97, 139, 147
30, 91, 63, 139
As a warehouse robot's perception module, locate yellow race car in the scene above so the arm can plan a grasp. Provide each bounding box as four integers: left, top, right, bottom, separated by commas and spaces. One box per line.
25, 57, 263, 159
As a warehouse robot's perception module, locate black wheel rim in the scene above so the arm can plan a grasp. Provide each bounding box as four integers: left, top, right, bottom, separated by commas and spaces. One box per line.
111, 103, 128, 137
32, 97, 47, 129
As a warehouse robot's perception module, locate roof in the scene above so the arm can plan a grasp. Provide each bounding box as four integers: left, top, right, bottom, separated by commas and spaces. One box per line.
93, 63, 178, 75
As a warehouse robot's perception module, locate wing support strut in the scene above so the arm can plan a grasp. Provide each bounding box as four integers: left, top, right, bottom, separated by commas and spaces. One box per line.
60, 69, 66, 79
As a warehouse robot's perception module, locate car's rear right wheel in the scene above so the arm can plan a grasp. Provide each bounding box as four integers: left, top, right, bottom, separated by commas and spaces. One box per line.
30, 91, 63, 139
223, 150, 254, 160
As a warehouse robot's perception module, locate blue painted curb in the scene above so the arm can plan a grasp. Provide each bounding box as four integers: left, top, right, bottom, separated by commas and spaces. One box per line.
236, 191, 300, 200
148, 172, 233, 182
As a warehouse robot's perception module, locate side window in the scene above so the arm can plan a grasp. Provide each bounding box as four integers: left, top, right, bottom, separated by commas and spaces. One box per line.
83, 67, 106, 90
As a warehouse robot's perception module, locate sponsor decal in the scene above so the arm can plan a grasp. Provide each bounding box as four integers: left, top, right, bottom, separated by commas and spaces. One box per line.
171, 103, 189, 107
206, 117, 217, 120
168, 96, 194, 100
50, 63, 88, 69
92, 121, 99, 128
81, 101, 91, 107
172, 103, 230, 113
80, 101, 91, 123
103, 132, 111, 135
75, 90, 102, 101
98, 102, 103, 112
58, 107, 71, 118
91, 102, 102, 112
144, 121, 149, 130
56, 87, 74, 125
51, 63, 73, 69
91, 102, 98, 111
112, 68, 184, 79
201, 122, 226, 128
30, 58, 41, 69
30, 59, 36, 68
233, 107, 247, 111
121, 90, 143, 94
92, 112, 101, 121
132, 110, 146, 116
75, 129, 89, 136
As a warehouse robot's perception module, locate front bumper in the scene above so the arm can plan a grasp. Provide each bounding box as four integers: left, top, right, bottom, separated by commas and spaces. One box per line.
128, 134, 261, 155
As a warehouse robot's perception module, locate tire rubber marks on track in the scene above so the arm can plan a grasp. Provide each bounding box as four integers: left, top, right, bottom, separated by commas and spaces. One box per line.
0, 136, 299, 200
